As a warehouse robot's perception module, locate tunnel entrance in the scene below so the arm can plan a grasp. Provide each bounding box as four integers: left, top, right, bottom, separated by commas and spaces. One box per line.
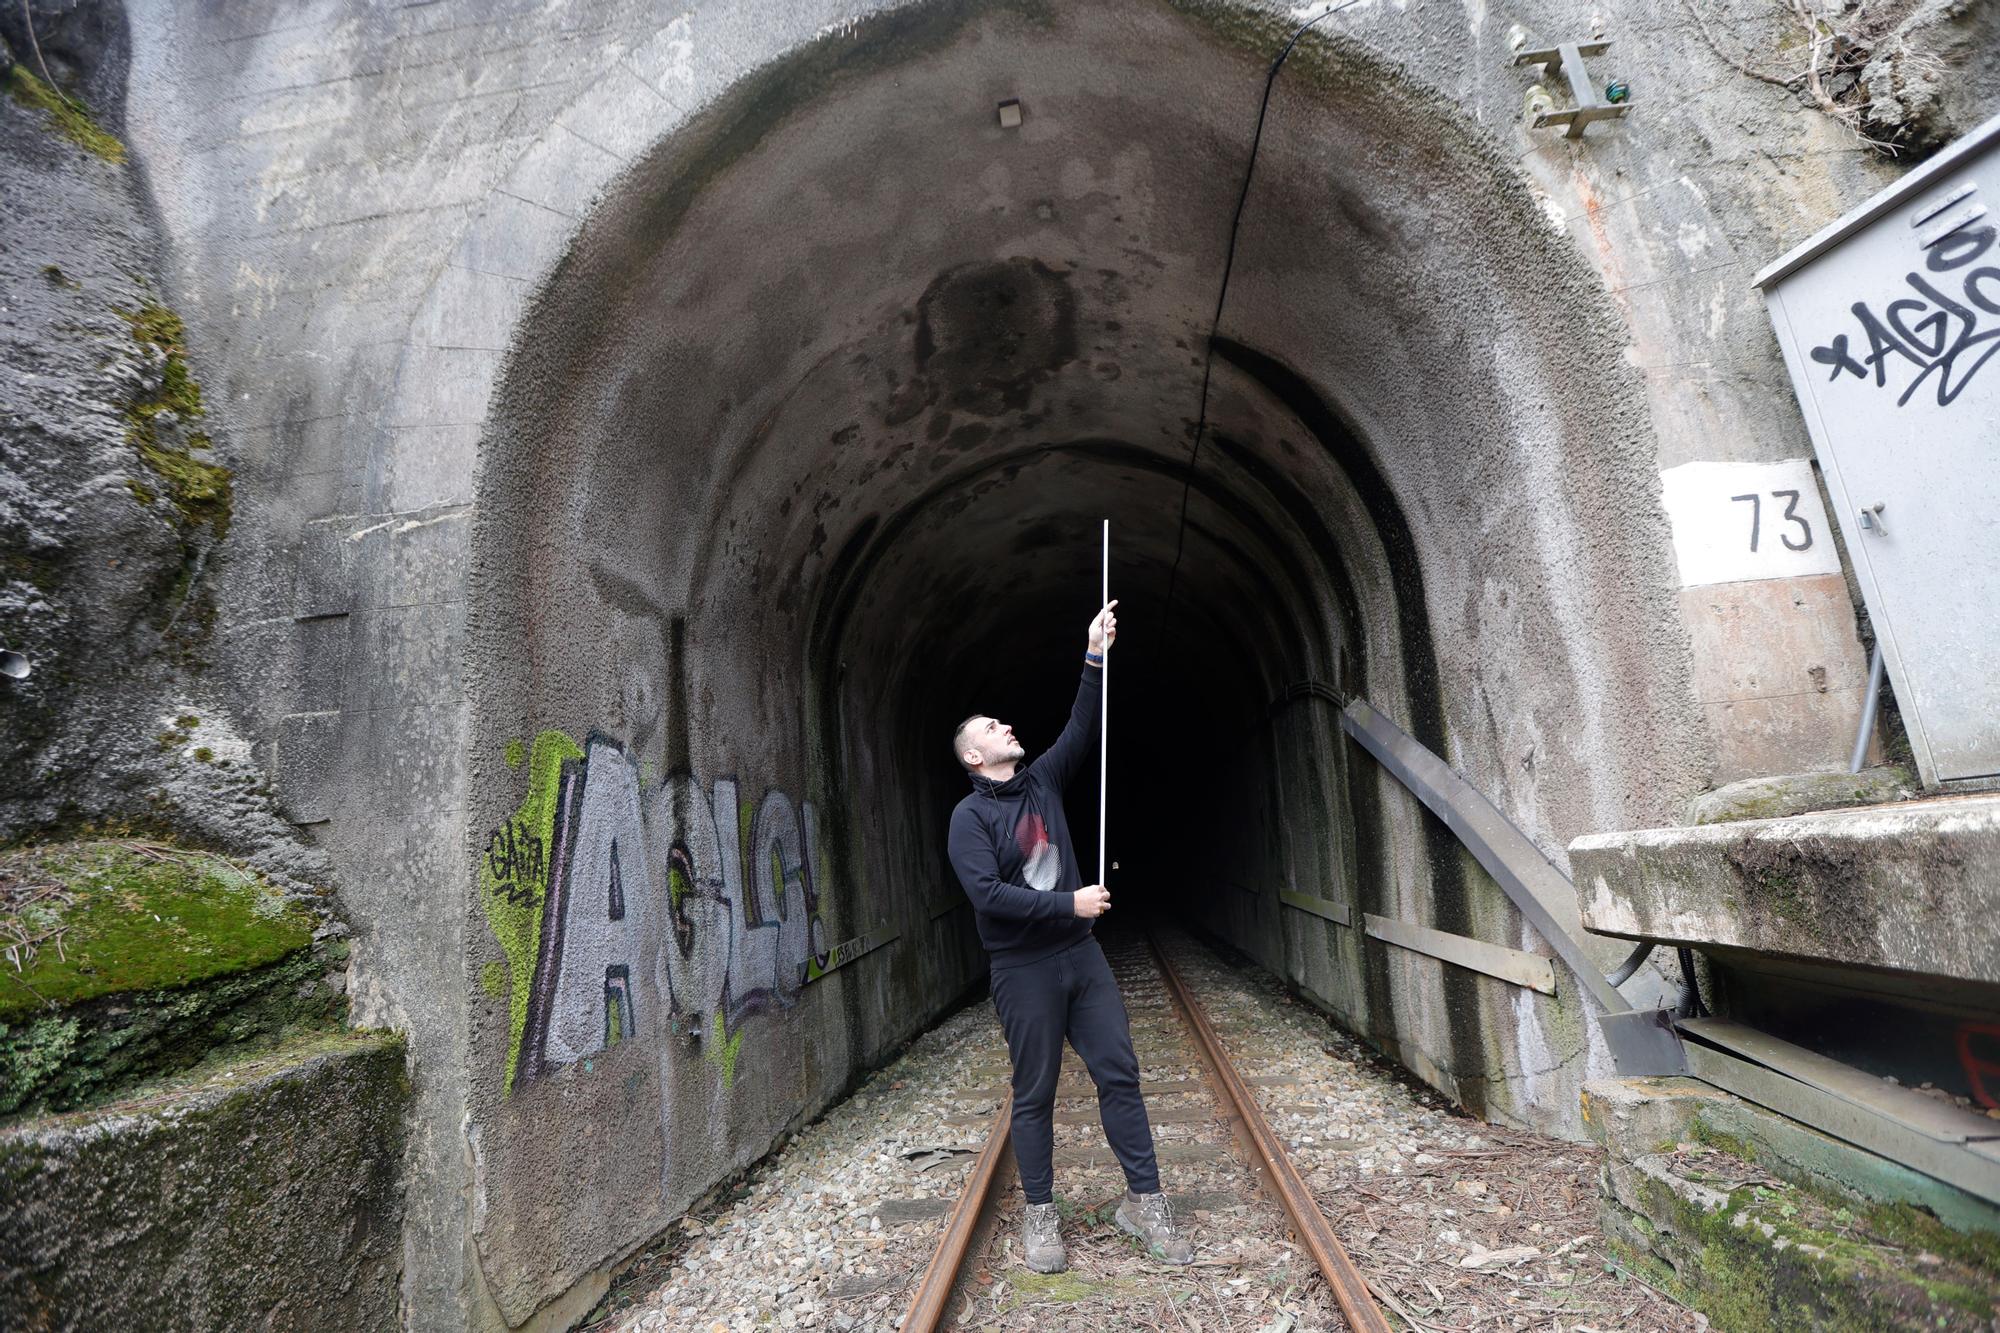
459, 0, 1704, 1312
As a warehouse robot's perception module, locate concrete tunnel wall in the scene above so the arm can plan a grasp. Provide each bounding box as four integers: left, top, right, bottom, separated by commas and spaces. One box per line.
110, 0, 1999, 1325
465, 2, 1706, 1315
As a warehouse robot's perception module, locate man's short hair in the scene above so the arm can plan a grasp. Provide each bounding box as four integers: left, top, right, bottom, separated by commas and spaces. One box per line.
952, 714, 984, 769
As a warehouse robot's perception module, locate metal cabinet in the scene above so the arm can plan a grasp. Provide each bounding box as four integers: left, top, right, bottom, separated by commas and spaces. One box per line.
1758, 113, 2000, 786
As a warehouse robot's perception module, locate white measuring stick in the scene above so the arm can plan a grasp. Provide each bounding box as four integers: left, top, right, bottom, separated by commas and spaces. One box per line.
1098, 519, 1109, 889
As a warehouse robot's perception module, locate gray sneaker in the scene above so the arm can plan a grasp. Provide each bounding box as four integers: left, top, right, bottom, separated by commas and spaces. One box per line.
1022, 1200, 1066, 1273
1115, 1189, 1193, 1263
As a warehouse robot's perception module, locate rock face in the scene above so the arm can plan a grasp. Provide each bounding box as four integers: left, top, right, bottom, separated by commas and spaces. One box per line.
0, 3, 320, 891
0, 16, 399, 1330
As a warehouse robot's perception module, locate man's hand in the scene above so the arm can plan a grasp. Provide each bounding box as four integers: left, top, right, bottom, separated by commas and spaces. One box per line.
1074, 884, 1111, 918
1088, 600, 1119, 657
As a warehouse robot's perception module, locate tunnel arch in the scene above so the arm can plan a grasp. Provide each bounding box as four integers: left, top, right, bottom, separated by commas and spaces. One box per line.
457, 0, 1707, 1311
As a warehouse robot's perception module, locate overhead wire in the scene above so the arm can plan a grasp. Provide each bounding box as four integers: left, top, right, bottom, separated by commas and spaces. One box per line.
1161, 0, 1369, 630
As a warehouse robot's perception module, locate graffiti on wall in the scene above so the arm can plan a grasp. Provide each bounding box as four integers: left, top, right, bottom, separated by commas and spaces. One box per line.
478, 730, 890, 1094
1809, 221, 2000, 408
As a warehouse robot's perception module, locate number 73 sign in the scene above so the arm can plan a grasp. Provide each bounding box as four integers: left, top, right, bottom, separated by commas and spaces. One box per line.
1658, 459, 1842, 588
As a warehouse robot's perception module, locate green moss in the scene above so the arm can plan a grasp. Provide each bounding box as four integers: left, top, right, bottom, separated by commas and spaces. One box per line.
1689, 1118, 1760, 1165
1619, 1146, 2000, 1330
1865, 1199, 2000, 1276
0, 841, 315, 1025
1003, 1268, 1102, 1303
5, 63, 126, 163
115, 301, 233, 540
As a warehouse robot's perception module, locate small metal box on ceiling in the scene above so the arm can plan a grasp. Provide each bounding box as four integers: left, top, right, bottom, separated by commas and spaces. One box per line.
1756, 110, 2000, 788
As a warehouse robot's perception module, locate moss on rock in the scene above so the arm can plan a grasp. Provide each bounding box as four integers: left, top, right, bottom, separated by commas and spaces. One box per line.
4, 63, 125, 163
0, 841, 332, 1118
1606, 1142, 2000, 1329
115, 300, 233, 539
0, 841, 313, 1020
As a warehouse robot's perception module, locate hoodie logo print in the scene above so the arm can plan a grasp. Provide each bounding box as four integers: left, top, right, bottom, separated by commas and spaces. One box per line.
1016, 811, 1060, 892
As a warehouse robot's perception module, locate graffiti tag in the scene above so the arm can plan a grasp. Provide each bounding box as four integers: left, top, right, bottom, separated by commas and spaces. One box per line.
1809, 223, 2000, 408
478, 731, 884, 1094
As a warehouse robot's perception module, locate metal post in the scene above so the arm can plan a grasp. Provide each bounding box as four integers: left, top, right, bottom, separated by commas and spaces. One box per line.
1099, 520, 1109, 888
1850, 641, 1886, 773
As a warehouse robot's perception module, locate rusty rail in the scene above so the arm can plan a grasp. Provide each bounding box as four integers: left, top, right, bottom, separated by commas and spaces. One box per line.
898, 1092, 1012, 1331
905, 934, 1392, 1331
1149, 932, 1394, 1333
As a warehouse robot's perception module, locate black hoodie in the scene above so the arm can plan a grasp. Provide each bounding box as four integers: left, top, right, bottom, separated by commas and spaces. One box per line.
947, 664, 1103, 970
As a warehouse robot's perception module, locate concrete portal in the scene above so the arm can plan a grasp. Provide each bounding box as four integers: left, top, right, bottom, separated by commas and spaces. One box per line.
3, 0, 1965, 1326
465, 4, 1702, 1320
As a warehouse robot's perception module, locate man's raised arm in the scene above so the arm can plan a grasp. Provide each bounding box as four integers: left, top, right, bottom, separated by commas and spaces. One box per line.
1030, 601, 1116, 792
949, 808, 1077, 922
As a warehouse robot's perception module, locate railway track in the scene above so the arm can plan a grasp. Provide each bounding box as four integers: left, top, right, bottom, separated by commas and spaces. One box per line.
902, 927, 1393, 1332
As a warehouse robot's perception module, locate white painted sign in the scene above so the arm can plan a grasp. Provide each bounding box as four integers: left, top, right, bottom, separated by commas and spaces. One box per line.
1658, 459, 1841, 588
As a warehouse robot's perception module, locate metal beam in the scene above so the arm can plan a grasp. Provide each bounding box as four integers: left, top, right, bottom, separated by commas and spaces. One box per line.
1340, 699, 1629, 1015
1280, 888, 1352, 926
1679, 1021, 2000, 1207
1364, 913, 1557, 994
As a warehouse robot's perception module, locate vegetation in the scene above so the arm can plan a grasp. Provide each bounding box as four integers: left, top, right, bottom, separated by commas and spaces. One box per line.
0, 840, 314, 1025
5, 61, 125, 163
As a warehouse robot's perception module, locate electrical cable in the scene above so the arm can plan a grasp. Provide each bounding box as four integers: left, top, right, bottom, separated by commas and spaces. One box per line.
1162, 0, 1367, 630
1605, 940, 1654, 988
19, 0, 80, 112
1676, 945, 1709, 1018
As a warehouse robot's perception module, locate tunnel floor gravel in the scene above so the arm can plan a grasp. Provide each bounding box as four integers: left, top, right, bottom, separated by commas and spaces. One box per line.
586, 927, 1703, 1333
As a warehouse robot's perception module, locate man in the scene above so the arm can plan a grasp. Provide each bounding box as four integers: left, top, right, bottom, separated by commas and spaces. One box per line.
946, 599, 1192, 1274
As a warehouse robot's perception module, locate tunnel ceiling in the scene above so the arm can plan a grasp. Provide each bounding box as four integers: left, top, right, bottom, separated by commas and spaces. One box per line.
478, 0, 1701, 846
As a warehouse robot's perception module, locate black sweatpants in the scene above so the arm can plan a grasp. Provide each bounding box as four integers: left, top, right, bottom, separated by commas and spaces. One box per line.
990, 935, 1160, 1205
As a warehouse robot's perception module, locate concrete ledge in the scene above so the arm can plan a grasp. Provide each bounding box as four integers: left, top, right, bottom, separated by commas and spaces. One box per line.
0, 1031, 408, 1332
1569, 797, 2000, 983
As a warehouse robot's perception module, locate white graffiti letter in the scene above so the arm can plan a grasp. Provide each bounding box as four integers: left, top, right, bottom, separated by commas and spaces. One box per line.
540, 739, 660, 1068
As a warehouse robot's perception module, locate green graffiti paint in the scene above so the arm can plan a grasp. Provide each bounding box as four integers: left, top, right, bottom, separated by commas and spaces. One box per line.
504, 737, 525, 769
706, 1008, 743, 1087
480, 728, 584, 1092
479, 960, 508, 997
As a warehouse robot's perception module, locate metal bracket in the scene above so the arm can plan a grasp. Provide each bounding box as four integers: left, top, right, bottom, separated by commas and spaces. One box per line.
1599, 1007, 1689, 1076
1515, 41, 1631, 139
